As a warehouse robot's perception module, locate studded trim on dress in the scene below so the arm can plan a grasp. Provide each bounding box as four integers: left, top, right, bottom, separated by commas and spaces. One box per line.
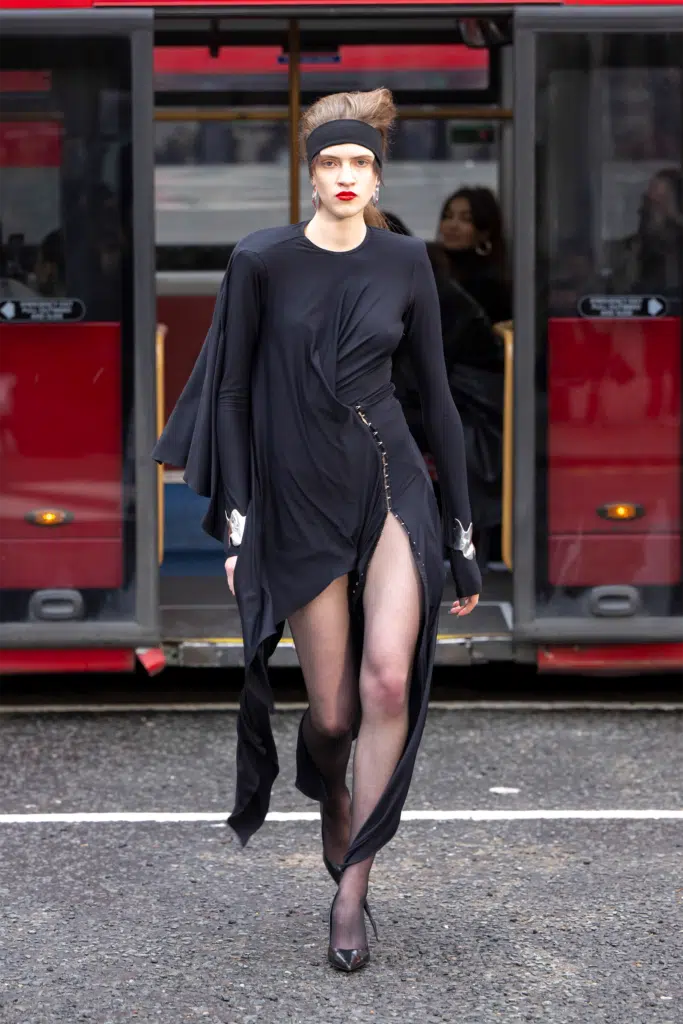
355, 405, 392, 512
353, 404, 428, 600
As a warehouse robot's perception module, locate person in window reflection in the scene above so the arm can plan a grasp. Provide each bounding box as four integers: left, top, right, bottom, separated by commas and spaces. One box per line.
437, 186, 512, 325
547, 241, 598, 315
34, 229, 67, 298
0, 225, 39, 299
153, 88, 481, 974
608, 168, 682, 296
605, 169, 682, 421
87, 188, 124, 322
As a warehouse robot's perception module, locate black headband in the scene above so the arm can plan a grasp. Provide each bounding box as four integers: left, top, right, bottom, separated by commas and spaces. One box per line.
305, 119, 383, 167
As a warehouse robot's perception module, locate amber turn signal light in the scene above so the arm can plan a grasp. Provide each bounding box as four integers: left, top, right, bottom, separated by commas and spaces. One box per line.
25, 509, 73, 526
597, 503, 644, 522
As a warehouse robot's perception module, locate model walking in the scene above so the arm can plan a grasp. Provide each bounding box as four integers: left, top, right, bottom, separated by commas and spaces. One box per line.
153, 87, 481, 972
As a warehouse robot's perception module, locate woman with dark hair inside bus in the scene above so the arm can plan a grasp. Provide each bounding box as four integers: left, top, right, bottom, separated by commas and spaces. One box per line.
153, 87, 481, 974
437, 186, 511, 325
394, 240, 505, 562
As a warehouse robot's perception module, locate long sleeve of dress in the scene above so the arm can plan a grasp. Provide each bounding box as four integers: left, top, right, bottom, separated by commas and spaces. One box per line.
216, 248, 265, 554
403, 242, 482, 599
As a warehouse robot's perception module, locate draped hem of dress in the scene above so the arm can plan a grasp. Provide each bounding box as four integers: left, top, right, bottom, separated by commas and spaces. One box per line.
226, 389, 444, 867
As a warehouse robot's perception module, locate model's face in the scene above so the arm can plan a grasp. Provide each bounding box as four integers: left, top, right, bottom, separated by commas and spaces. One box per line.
311, 143, 379, 220
440, 196, 480, 251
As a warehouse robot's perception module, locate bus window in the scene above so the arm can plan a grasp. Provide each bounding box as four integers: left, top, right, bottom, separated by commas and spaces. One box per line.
535, 32, 683, 617
154, 42, 498, 267
0, 37, 137, 624
155, 46, 291, 271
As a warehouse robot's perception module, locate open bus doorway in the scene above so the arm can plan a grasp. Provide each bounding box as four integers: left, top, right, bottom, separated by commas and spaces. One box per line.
153, 12, 516, 668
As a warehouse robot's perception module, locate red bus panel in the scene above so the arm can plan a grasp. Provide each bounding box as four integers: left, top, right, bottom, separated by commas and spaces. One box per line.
0, 323, 123, 589
537, 643, 683, 673
0, 647, 136, 675
154, 44, 489, 76
156, 290, 215, 429
548, 316, 681, 586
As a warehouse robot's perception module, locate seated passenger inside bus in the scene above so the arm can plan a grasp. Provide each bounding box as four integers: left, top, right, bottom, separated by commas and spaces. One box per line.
391, 235, 505, 567
436, 186, 512, 326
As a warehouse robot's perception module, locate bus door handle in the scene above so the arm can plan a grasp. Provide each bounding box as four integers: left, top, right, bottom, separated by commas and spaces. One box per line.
587, 586, 641, 618
29, 589, 85, 622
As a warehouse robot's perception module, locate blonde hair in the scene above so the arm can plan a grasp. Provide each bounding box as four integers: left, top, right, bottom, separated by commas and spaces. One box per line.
300, 87, 396, 229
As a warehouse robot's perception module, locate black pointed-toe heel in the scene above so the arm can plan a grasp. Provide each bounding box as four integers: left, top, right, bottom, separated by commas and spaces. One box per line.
322, 853, 379, 942
321, 806, 379, 942
328, 945, 371, 973
327, 891, 371, 974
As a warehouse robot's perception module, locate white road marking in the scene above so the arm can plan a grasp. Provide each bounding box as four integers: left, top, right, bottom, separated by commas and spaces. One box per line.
1, 701, 682, 714
489, 786, 521, 794
1, 809, 682, 825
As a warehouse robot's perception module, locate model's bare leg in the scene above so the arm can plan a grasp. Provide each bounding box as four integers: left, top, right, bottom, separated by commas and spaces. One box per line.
330, 514, 422, 950
289, 576, 357, 866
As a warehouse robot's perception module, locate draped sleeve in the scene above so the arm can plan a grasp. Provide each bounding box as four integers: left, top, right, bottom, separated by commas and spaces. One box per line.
402, 241, 483, 599
152, 245, 264, 548
216, 249, 264, 552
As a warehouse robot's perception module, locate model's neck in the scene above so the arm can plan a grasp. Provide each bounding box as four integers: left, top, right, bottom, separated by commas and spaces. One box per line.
305, 208, 367, 252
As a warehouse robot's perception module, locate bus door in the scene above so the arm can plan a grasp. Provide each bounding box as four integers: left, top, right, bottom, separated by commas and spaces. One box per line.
0, 9, 158, 661
513, 6, 683, 661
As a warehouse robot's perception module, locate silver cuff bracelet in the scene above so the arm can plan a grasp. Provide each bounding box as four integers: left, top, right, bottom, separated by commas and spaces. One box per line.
225, 508, 246, 546
453, 519, 476, 561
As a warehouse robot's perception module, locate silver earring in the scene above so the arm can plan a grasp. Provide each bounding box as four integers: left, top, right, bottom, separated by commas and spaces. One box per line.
373, 184, 380, 206
312, 186, 319, 210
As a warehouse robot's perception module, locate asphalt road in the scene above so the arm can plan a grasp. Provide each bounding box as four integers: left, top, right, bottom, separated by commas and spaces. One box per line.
1, 708, 681, 1023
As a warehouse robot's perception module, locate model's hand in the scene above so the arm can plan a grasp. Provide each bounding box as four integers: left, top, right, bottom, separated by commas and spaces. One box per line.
449, 594, 479, 617
225, 556, 238, 596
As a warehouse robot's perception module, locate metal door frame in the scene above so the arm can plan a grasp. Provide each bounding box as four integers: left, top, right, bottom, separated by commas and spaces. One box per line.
0, 8, 159, 648
512, 4, 683, 643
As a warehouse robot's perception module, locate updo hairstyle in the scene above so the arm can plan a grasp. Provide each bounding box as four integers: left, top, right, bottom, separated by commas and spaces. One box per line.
299, 87, 396, 229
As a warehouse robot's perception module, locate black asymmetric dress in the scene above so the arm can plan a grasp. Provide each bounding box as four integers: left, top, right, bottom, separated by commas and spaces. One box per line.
153, 222, 481, 867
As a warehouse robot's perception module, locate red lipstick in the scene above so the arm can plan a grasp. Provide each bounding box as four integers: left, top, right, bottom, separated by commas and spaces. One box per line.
336, 191, 357, 201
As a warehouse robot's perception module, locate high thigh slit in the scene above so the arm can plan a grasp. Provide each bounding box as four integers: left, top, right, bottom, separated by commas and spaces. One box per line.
152, 221, 482, 866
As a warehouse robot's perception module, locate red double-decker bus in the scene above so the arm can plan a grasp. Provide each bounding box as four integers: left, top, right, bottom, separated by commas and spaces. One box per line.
0, 0, 681, 677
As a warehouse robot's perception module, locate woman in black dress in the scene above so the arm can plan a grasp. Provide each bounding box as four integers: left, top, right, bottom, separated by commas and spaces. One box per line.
154, 87, 481, 973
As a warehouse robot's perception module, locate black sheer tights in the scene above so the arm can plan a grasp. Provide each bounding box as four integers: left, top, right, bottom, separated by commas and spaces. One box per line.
289, 576, 357, 867
289, 514, 422, 950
